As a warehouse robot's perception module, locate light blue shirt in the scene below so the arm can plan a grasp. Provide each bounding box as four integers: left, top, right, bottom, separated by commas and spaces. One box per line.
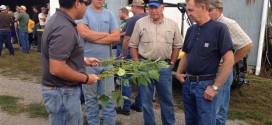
76, 6, 119, 60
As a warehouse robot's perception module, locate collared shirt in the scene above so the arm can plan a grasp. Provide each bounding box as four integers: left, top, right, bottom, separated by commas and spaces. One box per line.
217, 14, 252, 51
129, 16, 183, 60
41, 9, 85, 87
183, 20, 234, 75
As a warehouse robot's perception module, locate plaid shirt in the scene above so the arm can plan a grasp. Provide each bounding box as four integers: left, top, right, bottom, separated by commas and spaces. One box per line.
217, 14, 252, 51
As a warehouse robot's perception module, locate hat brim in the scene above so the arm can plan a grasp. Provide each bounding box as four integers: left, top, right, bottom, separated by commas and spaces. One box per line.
148, 3, 161, 8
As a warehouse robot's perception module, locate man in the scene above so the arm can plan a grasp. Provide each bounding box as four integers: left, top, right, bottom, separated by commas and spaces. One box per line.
208, 0, 254, 124
41, 0, 100, 125
38, 7, 47, 29
32, 6, 39, 46
76, 0, 120, 124
0, 5, 15, 57
175, 0, 234, 124
129, 0, 183, 124
45, 3, 51, 24
119, 0, 147, 115
15, 5, 29, 54
116, 7, 129, 60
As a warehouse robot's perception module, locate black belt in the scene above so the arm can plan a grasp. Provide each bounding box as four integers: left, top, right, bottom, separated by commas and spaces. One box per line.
186, 74, 216, 82
140, 56, 171, 65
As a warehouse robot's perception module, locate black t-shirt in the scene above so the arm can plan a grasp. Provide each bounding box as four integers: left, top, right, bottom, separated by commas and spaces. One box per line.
41, 9, 85, 87
32, 12, 39, 24
183, 20, 234, 75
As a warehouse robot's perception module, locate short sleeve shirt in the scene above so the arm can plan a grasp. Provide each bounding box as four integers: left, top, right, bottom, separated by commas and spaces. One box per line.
41, 9, 85, 87
183, 20, 234, 75
125, 13, 147, 37
129, 16, 183, 60
17, 13, 29, 31
218, 14, 252, 51
75, 6, 119, 60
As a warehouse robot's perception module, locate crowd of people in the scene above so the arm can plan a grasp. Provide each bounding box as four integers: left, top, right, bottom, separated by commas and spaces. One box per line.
1, 0, 254, 125
0, 3, 50, 56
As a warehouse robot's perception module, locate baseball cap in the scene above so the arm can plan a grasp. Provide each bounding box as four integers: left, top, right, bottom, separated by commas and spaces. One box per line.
20, 5, 27, 11
129, 0, 145, 7
0, 5, 7, 11
148, 0, 164, 8
209, 0, 223, 9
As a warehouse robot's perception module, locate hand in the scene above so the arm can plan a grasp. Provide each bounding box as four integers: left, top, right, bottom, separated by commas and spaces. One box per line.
176, 73, 186, 84
86, 74, 100, 85
85, 57, 100, 67
203, 86, 218, 101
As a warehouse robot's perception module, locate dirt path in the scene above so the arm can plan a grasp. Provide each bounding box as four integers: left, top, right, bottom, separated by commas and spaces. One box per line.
0, 74, 250, 125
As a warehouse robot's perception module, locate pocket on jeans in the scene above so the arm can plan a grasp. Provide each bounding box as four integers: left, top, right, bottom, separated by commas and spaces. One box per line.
42, 90, 61, 114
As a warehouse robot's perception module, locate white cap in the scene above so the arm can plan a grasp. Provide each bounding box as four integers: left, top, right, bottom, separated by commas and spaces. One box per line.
0, 5, 7, 11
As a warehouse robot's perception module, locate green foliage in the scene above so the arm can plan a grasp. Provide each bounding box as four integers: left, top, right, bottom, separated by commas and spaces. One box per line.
25, 103, 48, 118
97, 57, 168, 107
0, 95, 24, 114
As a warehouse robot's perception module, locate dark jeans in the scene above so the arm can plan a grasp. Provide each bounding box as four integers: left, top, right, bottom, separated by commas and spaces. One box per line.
0, 30, 15, 56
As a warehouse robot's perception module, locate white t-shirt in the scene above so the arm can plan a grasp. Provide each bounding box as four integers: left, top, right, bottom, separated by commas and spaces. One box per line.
38, 13, 47, 26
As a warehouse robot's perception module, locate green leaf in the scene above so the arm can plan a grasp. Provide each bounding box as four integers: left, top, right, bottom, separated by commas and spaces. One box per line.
119, 97, 124, 109
111, 91, 121, 104
148, 70, 160, 81
98, 95, 109, 106
122, 96, 129, 100
116, 78, 121, 85
123, 79, 130, 87
117, 68, 126, 76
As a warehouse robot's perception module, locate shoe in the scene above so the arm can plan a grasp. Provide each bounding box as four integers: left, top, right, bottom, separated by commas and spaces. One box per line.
115, 107, 130, 116
130, 103, 142, 112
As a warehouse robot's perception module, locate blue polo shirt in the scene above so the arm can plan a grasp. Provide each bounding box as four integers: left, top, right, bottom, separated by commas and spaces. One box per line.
183, 19, 233, 75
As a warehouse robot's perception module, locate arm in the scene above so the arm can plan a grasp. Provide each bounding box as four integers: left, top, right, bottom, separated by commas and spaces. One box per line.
121, 36, 131, 59
234, 43, 253, 64
120, 32, 126, 37
93, 29, 120, 44
77, 23, 109, 42
130, 47, 140, 61
49, 59, 99, 85
204, 50, 234, 100
176, 53, 188, 83
170, 48, 180, 64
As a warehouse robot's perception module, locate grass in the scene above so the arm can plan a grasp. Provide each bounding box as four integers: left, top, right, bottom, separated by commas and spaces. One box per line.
0, 95, 47, 118
228, 75, 272, 125
0, 46, 41, 83
1, 47, 272, 124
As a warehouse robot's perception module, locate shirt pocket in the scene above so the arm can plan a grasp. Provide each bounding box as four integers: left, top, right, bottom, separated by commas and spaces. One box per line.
197, 40, 216, 57
102, 20, 110, 32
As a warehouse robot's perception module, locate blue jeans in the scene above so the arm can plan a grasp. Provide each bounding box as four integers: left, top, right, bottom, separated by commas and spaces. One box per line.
18, 29, 29, 53
41, 85, 83, 125
216, 70, 233, 125
182, 80, 217, 125
139, 67, 175, 125
0, 30, 15, 55
83, 66, 116, 125
120, 75, 142, 111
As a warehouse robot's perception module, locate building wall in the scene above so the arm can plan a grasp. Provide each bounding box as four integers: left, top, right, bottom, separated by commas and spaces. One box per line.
105, 0, 128, 24
222, 0, 264, 67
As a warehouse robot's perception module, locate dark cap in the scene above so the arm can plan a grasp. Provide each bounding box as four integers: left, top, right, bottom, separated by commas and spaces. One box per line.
209, 0, 223, 9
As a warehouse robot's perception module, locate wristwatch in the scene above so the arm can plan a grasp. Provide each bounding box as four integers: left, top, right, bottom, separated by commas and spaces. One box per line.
212, 85, 220, 91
